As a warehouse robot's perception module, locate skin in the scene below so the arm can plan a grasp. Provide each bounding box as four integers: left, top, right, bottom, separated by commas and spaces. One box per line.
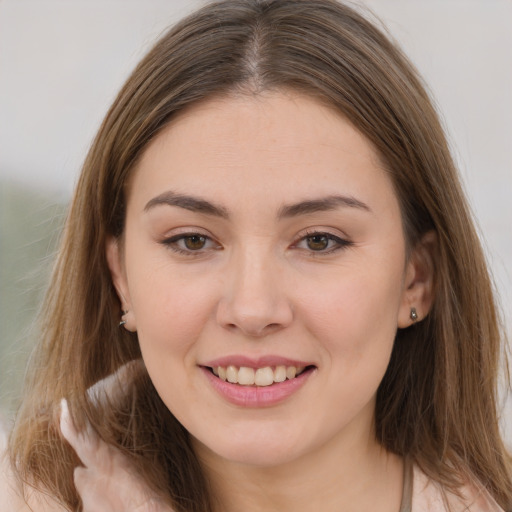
107, 90, 435, 512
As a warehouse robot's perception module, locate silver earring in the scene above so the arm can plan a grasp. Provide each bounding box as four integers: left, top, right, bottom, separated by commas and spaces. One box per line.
119, 310, 128, 327
410, 307, 418, 322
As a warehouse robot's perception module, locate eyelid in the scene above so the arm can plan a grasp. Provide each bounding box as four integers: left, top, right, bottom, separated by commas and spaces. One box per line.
292, 228, 353, 254
159, 229, 222, 256
158, 227, 352, 256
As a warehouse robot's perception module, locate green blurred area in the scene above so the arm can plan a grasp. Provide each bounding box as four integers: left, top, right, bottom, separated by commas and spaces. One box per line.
0, 181, 67, 419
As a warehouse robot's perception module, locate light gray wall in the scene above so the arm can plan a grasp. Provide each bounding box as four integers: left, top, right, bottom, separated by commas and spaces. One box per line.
1, 0, 510, 441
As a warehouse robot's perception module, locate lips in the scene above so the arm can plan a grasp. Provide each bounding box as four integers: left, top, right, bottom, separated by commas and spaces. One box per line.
200, 357, 316, 407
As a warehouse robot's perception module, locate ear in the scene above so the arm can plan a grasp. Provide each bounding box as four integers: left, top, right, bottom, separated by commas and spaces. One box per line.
397, 230, 437, 328
106, 236, 137, 332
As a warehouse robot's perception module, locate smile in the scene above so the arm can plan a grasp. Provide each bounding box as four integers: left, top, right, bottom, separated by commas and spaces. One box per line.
211, 365, 307, 386
201, 362, 316, 407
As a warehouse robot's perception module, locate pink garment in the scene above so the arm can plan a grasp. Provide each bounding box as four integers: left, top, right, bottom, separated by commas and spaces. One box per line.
411, 463, 505, 512
0, 421, 506, 512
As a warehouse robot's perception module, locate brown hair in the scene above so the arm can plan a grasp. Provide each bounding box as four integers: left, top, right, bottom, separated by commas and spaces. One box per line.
10, 0, 511, 510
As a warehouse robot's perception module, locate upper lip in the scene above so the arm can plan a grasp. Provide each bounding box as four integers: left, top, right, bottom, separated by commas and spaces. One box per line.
202, 355, 315, 369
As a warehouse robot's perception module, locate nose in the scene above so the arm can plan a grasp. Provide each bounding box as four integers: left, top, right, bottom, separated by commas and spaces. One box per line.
216, 248, 293, 338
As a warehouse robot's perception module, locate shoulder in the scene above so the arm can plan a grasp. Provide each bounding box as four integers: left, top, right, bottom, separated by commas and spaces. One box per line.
0, 418, 29, 512
412, 463, 505, 512
0, 418, 67, 512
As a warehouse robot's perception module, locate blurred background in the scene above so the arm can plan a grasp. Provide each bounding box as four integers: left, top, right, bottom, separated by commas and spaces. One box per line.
1, 0, 511, 444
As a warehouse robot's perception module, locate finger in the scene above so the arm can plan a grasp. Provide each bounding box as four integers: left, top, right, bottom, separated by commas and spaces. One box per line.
59, 398, 80, 452
60, 398, 100, 468
87, 359, 144, 408
62, 360, 144, 464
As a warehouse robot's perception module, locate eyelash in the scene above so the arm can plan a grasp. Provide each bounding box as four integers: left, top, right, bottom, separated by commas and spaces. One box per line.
160, 230, 353, 256
292, 230, 353, 255
160, 232, 220, 256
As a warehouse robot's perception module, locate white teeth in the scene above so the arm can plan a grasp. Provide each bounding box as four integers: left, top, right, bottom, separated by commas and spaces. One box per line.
238, 367, 255, 385
254, 367, 274, 386
218, 367, 227, 381
211, 364, 308, 386
286, 366, 297, 380
226, 365, 238, 383
274, 365, 287, 383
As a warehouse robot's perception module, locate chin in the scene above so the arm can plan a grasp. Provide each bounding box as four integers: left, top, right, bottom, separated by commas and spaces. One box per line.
190, 424, 314, 469
218, 444, 301, 468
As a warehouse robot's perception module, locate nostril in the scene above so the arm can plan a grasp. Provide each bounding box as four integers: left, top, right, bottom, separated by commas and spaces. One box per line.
215, 290, 294, 336
222, 320, 284, 338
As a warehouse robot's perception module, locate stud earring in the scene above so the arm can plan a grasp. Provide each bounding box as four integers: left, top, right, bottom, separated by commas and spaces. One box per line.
410, 307, 418, 322
119, 310, 128, 328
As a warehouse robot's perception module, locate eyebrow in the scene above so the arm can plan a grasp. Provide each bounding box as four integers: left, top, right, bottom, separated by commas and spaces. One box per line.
144, 191, 229, 218
144, 191, 370, 219
277, 194, 371, 218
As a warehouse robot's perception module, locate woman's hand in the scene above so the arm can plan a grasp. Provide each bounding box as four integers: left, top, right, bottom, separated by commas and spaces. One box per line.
59, 362, 174, 512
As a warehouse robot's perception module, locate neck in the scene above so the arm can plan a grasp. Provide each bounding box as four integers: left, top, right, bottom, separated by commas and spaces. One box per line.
195, 426, 404, 512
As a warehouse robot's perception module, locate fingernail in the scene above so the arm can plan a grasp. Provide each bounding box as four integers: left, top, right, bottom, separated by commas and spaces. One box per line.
59, 398, 75, 443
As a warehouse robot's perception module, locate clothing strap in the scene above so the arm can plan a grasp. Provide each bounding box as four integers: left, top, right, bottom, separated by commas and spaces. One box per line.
399, 456, 413, 512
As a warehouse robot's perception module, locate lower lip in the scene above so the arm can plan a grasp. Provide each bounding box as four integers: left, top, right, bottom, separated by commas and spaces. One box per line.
201, 366, 314, 407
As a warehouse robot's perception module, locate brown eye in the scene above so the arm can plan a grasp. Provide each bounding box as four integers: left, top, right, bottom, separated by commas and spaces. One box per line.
161, 232, 220, 255
184, 235, 207, 250
293, 231, 352, 254
306, 234, 329, 251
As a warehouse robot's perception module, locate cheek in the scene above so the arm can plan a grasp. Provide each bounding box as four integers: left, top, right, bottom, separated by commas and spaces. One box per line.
298, 257, 404, 360
297, 261, 404, 423
125, 246, 218, 353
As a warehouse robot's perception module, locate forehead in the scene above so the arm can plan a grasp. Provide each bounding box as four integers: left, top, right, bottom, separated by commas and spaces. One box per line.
128, 91, 397, 215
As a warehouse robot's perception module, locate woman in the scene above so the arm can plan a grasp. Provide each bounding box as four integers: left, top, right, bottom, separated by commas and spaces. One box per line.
3, 0, 511, 510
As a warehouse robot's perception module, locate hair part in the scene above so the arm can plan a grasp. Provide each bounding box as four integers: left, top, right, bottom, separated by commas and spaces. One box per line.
10, 1, 511, 510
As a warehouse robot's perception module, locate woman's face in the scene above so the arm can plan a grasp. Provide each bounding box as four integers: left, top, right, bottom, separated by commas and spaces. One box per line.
108, 91, 429, 468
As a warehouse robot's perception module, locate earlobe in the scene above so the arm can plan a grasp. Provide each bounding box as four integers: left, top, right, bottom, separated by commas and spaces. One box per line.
106, 237, 137, 332
397, 230, 437, 328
